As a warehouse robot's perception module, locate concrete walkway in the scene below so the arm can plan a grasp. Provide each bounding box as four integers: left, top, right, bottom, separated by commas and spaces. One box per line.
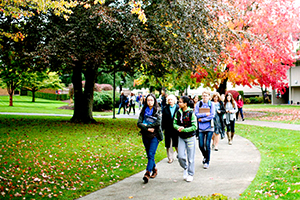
78, 135, 260, 200
1, 112, 299, 199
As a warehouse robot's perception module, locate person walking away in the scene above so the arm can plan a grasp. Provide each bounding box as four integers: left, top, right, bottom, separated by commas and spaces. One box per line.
162, 95, 179, 164
220, 94, 226, 139
137, 94, 163, 183
159, 90, 167, 112
128, 92, 136, 115
236, 95, 245, 121
224, 93, 238, 145
211, 92, 225, 151
117, 91, 126, 114
194, 90, 215, 169
173, 96, 197, 182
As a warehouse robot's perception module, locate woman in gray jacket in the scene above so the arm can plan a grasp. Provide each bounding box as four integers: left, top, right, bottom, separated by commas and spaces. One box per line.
224, 93, 238, 145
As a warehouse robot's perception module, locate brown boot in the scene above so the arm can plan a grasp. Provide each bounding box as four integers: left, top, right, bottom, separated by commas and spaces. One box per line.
231, 132, 235, 143
143, 171, 150, 183
150, 168, 158, 179
226, 132, 231, 144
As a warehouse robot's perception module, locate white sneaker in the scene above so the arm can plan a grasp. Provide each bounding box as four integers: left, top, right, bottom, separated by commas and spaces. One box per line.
183, 169, 188, 180
186, 175, 193, 182
203, 163, 209, 169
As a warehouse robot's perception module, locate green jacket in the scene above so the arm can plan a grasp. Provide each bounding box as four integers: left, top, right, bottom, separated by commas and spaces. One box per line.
173, 107, 197, 139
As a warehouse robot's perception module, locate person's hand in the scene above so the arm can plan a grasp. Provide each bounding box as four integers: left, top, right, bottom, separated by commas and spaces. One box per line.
206, 112, 210, 116
198, 118, 202, 122
217, 110, 221, 114
178, 127, 184, 132
148, 128, 155, 133
226, 110, 229, 113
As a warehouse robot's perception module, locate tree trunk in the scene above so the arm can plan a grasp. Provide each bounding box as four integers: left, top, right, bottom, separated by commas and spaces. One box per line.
7, 82, 14, 106
71, 63, 97, 123
32, 90, 36, 102
217, 77, 228, 95
261, 87, 266, 104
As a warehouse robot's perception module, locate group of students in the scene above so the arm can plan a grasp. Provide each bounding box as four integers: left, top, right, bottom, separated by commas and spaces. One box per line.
137, 91, 245, 183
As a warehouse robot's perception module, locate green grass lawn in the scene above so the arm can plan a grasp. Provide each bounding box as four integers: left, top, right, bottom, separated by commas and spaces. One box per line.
244, 104, 300, 109
238, 125, 300, 199
0, 115, 166, 199
0, 95, 111, 116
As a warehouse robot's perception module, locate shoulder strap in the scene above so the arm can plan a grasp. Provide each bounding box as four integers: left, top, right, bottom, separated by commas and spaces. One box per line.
200, 101, 203, 107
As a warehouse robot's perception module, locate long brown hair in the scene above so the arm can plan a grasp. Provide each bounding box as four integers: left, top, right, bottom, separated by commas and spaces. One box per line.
225, 93, 236, 108
140, 93, 159, 116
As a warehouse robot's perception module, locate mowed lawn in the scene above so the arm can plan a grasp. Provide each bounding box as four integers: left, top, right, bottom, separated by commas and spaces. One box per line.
0, 115, 166, 199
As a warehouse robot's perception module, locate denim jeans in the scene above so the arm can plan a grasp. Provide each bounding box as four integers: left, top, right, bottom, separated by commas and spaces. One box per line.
142, 136, 159, 172
117, 103, 126, 114
198, 131, 213, 164
236, 107, 244, 120
178, 136, 196, 176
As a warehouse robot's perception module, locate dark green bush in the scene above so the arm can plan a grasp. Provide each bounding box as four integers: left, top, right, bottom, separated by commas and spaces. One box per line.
93, 91, 113, 111
248, 96, 263, 104
27, 91, 69, 101
244, 98, 251, 104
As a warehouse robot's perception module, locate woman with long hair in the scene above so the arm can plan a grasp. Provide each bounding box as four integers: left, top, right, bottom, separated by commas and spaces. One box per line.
162, 94, 179, 164
224, 93, 238, 145
236, 95, 245, 121
137, 94, 163, 183
173, 96, 197, 182
211, 92, 226, 151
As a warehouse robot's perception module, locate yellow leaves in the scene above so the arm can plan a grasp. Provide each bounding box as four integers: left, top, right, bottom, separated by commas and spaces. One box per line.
94, 0, 105, 5
0, 31, 26, 42
129, 1, 147, 24
83, 4, 91, 9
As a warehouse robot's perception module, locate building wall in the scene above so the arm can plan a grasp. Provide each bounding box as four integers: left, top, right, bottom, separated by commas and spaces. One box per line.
0, 88, 8, 95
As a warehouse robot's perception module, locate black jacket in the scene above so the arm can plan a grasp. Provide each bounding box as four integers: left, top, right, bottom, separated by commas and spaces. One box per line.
137, 108, 163, 141
162, 104, 179, 135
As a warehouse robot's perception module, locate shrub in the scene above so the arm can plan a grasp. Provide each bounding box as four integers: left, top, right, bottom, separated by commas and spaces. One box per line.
257, 96, 263, 103
249, 97, 258, 104
174, 194, 233, 200
93, 91, 113, 111
244, 98, 251, 104
27, 91, 69, 101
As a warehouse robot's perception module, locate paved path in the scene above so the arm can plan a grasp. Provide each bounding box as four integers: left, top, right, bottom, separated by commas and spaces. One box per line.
78, 135, 260, 200
1, 112, 299, 199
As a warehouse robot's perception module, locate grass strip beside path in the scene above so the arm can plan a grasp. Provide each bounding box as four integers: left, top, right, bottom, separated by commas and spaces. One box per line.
238, 124, 300, 199
0, 115, 165, 199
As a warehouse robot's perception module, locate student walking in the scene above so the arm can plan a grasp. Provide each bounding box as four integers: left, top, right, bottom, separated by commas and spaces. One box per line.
173, 96, 197, 182
224, 93, 238, 145
137, 94, 163, 183
194, 91, 215, 169
162, 95, 179, 164
211, 92, 226, 151
236, 95, 245, 121
117, 91, 127, 114
128, 92, 136, 115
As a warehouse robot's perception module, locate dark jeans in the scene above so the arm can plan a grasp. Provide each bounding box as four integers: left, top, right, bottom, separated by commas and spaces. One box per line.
117, 103, 126, 114
198, 131, 213, 164
236, 107, 244, 120
226, 119, 235, 133
128, 104, 135, 114
142, 136, 159, 172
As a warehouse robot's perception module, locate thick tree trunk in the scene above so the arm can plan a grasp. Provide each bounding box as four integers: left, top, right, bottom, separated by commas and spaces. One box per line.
217, 77, 228, 95
71, 63, 97, 123
32, 90, 36, 102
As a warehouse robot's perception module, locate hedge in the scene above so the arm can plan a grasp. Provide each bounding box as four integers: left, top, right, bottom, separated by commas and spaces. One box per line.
93, 90, 120, 111
244, 96, 264, 104
27, 91, 69, 101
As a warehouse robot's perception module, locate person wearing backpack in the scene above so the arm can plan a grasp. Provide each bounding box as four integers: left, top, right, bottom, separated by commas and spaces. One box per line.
194, 90, 215, 169
173, 96, 197, 182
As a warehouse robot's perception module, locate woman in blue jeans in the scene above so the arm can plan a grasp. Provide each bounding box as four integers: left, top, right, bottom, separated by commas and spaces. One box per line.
194, 90, 215, 169
137, 94, 163, 183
